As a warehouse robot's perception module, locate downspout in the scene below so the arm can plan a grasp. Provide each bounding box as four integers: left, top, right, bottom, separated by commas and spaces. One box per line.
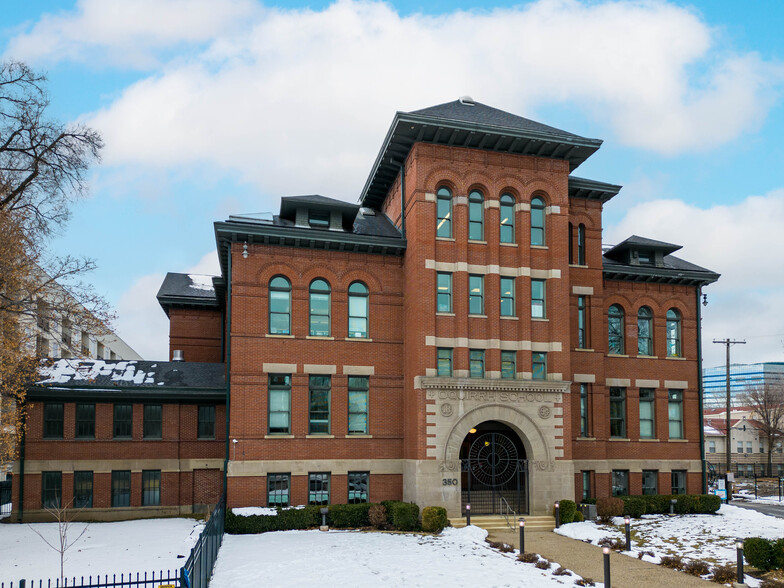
696, 286, 707, 494
222, 244, 232, 504
17, 411, 26, 522
399, 164, 406, 238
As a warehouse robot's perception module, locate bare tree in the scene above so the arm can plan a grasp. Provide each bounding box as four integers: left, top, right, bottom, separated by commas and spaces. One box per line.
0, 61, 109, 472
28, 500, 89, 585
741, 381, 784, 475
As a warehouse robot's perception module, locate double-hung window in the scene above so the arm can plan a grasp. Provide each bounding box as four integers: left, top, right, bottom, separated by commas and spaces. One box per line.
198, 405, 215, 439
500, 277, 515, 317
113, 404, 132, 439
348, 376, 369, 435
111, 470, 131, 507
269, 276, 292, 335
142, 470, 161, 506
530, 197, 545, 246
73, 471, 93, 508
612, 470, 629, 497
143, 404, 162, 439
42, 471, 62, 509
642, 470, 658, 495
44, 403, 64, 439
609, 387, 626, 438
500, 194, 515, 243
501, 351, 516, 379
437, 348, 453, 377
639, 388, 655, 439
469, 275, 484, 315
268, 374, 291, 434
268, 473, 290, 507
308, 473, 330, 505
309, 375, 330, 434
577, 296, 587, 349
531, 280, 545, 318
437, 273, 452, 313
608, 304, 625, 354
532, 352, 547, 380
75, 403, 95, 439
666, 309, 681, 357
309, 279, 331, 336
436, 187, 452, 238
668, 389, 683, 439
579, 384, 589, 437
671, 470, 686, 495
469, 350, 485, 378
348, 282, 369, 338
468, 190, 484, 240
348, 471, 369, 504
637, 306, 653, 355
577, 224, 586, 265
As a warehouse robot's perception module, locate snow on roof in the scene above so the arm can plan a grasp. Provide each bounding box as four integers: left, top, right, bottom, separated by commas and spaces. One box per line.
38, 359, 155, 385
188, 274, 215, 292
704, 424, 722, 436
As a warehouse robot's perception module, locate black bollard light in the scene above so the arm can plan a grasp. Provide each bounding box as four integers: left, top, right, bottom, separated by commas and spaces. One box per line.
603, 546, 611, 588
320, 507, 329, 531
624, 517, 631, 552
554, 501, 560, 528
519, 518, 525, 553
669, 498, 677, 515
465, 503, 471, 526
737, 540, 744, 584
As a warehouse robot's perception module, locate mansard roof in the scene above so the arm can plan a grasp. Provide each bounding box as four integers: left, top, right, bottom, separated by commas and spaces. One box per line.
157, 272, 222, 315
360, 98, 604, 209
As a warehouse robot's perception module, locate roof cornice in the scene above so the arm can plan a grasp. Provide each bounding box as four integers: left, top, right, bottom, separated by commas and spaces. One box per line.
602, 264, 720, 286
568, 176, 622, 203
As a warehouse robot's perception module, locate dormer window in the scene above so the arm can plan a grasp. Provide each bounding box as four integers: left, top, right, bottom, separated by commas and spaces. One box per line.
638, 251, 652, 265
309, 210, 330, 228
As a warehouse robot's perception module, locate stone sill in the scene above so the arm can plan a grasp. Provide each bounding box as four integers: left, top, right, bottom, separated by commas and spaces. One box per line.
305, 434, 335, 439
344, 337, 373, 342
306, 336, 334, 340
264, 434, 294, 439
467, 240, 487, 245
500, 316, 519, 321
500, 243, 518, 248
608, 438, 631, 442
436, 237, 456, 242
531, 245, 549, 250
266, 334, 294, 339
574, 348, 595, 352
436, 312, 455, 317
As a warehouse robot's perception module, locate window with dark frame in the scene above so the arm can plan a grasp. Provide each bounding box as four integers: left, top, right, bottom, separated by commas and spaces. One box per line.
530, 196, 545, 246
666, 308, 682, 357
111, 470, 131, 507
73, 471, 93, 508
113, 404, 132, 439
308, 209, 330, 228
43, 403, 64, 439
501, 351, 516, 379
142, 470, 161, 506
437, 272, 452, 313
308, 472, 330, 505
348, 471, 369, 504
309, 375, 330, 434
469, 350, 485, 378
568, 222, 574, 264
639, 388, 655, 439
609, 387, 626, 438
531, 279, 545, 318
671, 470, 686, 495
468, 275, 484, 315
500, 277, 515, 317
468, 190, 484, 240
577, 296, 587, 349
611, 469, 629, 497
437, 348, 453, 377
436, 187, 452, 238
75, 403, 95, 439
268, 473, 290, 507
579, 384, 589, 437
637, 306, 653, 356
309, 279, 331, 337
41, 471, 62, 509
348, 376, 369, 435
581, 471, 591, 500
577, 223, 586, 265
668, 389, 683, 439
143, 404, 162, 439
268, 374, 291, 434
608, 304, 624, 354
532, 352, 547, 380
642, 470, 658, 495
500, 194, 515, 243
198, 405, 216, 439
269, 276, 292, 335
348, 282, 369, 338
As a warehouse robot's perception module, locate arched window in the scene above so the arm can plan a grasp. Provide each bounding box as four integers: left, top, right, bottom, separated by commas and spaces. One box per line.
348, 281, 369, 338
468, 190, 484, 240
577, 224, 586, 265
500, 194, 515, 244
608, 304, 624, 354
436, 187, 452, 238
666, 308, 682, 357
568, 222, 574, 264
269, 276, 291, 335
309, 279, 331, 337
531, 196, 545, 246
637, 306, 653, 356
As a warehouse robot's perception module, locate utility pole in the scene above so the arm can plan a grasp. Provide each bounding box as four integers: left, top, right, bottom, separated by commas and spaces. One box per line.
713, 338, 746, 498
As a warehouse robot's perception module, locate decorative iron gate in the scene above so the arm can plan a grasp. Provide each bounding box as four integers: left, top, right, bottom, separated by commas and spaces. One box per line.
460, 432, 528, 515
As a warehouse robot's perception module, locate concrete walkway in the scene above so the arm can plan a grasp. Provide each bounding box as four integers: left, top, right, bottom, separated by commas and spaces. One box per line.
489, 528, 714, 587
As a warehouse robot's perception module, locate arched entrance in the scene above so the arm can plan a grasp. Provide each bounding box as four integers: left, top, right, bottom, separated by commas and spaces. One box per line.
460, 421, 528, 515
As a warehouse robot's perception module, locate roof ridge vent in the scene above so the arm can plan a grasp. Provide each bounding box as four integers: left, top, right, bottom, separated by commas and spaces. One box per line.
458, 95, 475, 106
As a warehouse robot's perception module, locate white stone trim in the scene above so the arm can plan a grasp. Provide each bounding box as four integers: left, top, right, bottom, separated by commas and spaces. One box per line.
664, 380, 689, 389
343, 365, 375, 375
263, 363, 297, 373
484, 200, 500, 209
425, 368, 437, 377
425, 259, 560, 279
515, 202, 531, 212
635, 379, 660, 388
573, 373, 596, 383
23, 458, 224, 474
545, 205, 561, 214
425, 336, 562, 352
570, 459, 702, 473
572, 286, 594, 295
303, 364, 337, 374
424, 192, 436, 202
454, 196, 468, 205
606, 378, 631, 387
228, 459, 405, 477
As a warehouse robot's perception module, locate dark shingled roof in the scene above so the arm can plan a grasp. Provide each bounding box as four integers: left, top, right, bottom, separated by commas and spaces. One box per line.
411, 100, 585, 141
157, 272, 220, 315
30, 359, 226, 401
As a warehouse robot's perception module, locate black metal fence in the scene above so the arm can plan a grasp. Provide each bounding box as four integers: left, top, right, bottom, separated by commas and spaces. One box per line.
182, 496, 225, 588
2, 495, 226, 588
0, 478, 11, 518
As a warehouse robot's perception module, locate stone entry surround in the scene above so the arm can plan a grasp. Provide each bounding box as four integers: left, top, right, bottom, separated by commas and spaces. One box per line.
407, 376, 573, 516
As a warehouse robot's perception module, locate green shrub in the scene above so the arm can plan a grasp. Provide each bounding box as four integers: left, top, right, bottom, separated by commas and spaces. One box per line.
329, 503, 373, 528
621, 496, 646, 518
596, 497, 624, 523
771, 538, 784, 570
225, 506, 320, 534
383, 500, 420, 531
674, 494, 697, 514
555, 499, 577, 524
744, 537, 775, 571
696, 494, 721, 514
422, 506, 448, 533
573, 510, 584, 523
581, 498, 597, 505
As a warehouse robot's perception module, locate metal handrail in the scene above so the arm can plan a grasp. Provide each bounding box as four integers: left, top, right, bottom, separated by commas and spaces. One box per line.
499, 496, 516, 529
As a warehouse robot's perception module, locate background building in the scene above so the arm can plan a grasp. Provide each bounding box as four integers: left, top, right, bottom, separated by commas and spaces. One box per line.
703, 362, 784, 408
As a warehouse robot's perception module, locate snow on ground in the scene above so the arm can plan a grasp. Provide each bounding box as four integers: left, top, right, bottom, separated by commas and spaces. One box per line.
0, 518, 204, 584
211, 526, 596, 588
556, 504, 784, 587
233, 505, 305, 516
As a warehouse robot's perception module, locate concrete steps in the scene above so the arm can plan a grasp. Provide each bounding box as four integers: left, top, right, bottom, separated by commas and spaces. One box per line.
449, 514, 556, 533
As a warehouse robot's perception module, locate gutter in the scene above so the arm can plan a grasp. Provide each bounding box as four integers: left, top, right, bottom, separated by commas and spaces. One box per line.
697, 286, 707, 494
223, 244, 232, 502
17, 411, 26, 522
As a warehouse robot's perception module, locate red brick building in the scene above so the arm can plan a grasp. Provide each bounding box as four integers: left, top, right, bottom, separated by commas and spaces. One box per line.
12, 98, 718, 520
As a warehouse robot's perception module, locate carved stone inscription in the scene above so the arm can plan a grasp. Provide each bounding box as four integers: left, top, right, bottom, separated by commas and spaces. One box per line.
427, 389, 560, 403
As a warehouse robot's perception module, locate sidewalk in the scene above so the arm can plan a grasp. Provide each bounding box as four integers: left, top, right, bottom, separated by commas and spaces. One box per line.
489, 528, 713, 587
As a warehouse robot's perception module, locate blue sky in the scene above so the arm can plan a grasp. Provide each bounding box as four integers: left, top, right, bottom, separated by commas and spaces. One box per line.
2, 0, 784, 366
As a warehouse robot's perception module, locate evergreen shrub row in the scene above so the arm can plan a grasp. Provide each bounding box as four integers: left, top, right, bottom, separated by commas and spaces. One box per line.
743, 537, 784, 571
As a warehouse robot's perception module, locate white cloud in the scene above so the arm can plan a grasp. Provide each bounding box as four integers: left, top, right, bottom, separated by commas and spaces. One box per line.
114, 250, 220, 360
4, 0, 258, 68
606, 189, 784, 368
45, 0, 777, 201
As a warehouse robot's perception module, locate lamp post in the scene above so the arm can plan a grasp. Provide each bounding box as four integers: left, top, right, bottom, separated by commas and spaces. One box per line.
519, 518, 525, 553
603, 546, 611, 588
624, 517, 631, 552
465, 503, 471, 526
669, 499, 677, 515
554, 501, 560, 528
736, 540, 744, 584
